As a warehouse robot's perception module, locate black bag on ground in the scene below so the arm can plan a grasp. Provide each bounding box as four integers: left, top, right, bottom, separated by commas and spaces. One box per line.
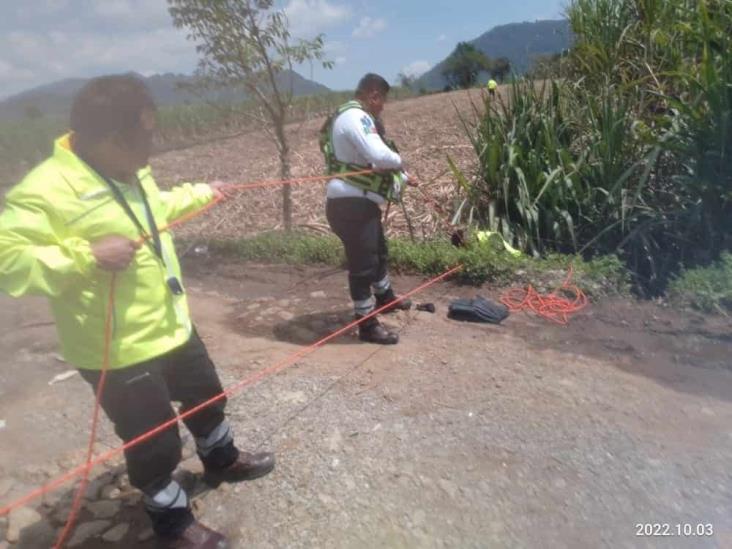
447, 295, 509, 324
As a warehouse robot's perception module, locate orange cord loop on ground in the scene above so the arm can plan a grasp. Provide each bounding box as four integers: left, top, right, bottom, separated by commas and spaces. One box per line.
500, 265, 588, 325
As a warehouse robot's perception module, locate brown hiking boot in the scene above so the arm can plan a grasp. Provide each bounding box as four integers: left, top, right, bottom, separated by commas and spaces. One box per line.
357, 316, 399, 344
203, 451, 275, 487
375, 289, 412, 313
157, 520, 228, 549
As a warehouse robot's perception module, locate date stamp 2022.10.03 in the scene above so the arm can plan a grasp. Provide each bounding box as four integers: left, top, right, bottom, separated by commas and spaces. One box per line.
636, 523, 714, 538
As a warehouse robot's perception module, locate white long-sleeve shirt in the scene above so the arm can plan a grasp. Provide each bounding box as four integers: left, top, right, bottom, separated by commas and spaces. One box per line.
326, 106, 403, 205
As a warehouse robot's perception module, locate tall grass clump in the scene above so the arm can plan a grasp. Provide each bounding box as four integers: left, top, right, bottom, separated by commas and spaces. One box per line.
452, 0, 732, 296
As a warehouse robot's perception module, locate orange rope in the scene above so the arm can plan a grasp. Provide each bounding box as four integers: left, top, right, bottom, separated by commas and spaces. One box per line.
500, 265, 588, 325
223, 169, 376, 192
53, 275, 116, 548
161, 195, 224, 233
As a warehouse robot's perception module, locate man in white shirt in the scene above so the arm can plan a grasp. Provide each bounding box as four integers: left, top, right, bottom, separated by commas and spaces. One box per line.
322, 74, 412, 345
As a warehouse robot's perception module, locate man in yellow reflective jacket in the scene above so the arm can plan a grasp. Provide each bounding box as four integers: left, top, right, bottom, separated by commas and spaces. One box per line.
0, 75, 273, 548
487, 78, 498, 98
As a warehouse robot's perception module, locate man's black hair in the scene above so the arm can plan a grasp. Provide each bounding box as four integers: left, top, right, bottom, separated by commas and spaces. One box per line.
70, 74, 156, 143
355, 73, 391, 97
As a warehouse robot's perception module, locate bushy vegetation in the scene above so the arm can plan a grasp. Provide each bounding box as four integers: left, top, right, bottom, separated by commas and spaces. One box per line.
669, 253, 732, 313
441, 42, 511, 89
453, 0, 732, 296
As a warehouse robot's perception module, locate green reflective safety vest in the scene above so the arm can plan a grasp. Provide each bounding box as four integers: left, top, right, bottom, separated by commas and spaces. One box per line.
319, 100, 404, 203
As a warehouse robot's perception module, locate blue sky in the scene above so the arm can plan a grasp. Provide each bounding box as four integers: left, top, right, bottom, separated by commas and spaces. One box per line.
0, 0, 566, 100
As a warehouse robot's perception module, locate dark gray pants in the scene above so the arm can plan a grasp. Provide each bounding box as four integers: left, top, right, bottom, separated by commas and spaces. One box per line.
326, 197, 388, 304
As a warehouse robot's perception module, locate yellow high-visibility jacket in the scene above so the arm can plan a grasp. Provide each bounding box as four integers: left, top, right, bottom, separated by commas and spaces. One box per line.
0, 134, 214, 370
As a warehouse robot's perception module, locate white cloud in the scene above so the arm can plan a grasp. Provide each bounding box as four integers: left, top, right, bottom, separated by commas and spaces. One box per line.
437, 33, 447, 42
0, 59, 35, 83
91, 0, 172, 27
284, 0, 352, 38
14, 0, 69, 18
323, 40, 346, 54
0, 26, 196, 97
0, 0, 351, 99
46, 0, 69, 10
352, 16, 387, 39
401, 60, 432, 79
92, 0, 135, 18
319, 39, 348, 66
72, 27, 194, 72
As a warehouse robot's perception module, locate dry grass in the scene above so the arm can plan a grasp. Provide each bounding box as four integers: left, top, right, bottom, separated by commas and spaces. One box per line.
151, 88, 496, 242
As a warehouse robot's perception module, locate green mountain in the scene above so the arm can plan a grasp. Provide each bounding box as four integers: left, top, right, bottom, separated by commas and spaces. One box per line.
416, 19, 572, 91
0, 70, 330, 121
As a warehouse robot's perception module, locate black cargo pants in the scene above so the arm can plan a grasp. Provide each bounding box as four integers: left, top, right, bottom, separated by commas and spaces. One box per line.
78, 330, 233, 494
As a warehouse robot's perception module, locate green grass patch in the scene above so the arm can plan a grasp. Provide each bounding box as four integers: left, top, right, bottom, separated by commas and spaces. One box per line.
202, 231, 629, 296
209, 232, 344, 266
668, 253, 732, 314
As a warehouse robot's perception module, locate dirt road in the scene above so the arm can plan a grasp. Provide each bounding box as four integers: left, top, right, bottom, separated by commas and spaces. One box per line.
1, 258, 731, 548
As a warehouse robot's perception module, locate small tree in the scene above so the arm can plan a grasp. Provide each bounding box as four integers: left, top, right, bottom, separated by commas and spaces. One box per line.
491, 57, 511, 82
441, 42, 492, 89
168, 0, 332, 231
397, 71, 416, 89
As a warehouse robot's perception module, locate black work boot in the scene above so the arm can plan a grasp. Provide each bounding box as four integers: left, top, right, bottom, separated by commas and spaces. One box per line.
375, 288, 412, 313
157, 520, 228, 549
147, 506, 227, 548
202, 444, 276, 488
357, 315, 399, 344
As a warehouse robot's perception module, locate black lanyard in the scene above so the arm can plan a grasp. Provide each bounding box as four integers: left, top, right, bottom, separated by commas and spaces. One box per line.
101, 175, 163, 261
100, 175, 185, 295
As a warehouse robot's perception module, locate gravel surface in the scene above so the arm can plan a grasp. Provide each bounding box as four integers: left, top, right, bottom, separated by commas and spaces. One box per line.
1, 261, 731, 548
